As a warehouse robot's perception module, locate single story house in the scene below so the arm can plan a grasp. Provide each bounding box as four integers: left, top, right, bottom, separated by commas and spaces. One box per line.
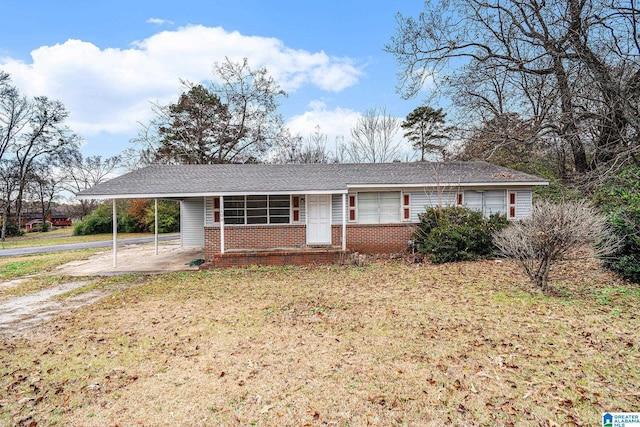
21, 212, 73, 228
77, 161, 548, 267
24, 219, 53, 232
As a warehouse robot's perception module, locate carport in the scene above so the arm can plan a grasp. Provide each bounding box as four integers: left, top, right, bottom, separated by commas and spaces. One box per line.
74, 194, 204, 271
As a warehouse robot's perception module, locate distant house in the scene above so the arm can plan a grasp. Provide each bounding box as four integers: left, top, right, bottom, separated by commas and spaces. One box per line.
21, 212, 72, 231
24, 219, 54, 232
50, 213, 73, 227
77, 162, 548, 267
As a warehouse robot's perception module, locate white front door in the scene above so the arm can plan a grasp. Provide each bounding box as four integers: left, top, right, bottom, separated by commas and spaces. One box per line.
307, 194, 332, 245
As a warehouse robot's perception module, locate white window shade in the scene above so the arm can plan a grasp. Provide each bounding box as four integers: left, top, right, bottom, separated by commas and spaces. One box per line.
379, 192, 401, 222
357, 192, 400, 223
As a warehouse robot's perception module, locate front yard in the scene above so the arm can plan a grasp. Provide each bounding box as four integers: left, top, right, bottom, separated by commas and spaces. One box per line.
0, 258, 638, 426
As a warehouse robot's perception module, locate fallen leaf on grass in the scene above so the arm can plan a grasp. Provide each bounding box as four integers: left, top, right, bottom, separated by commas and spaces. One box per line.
260, 404, 274, 414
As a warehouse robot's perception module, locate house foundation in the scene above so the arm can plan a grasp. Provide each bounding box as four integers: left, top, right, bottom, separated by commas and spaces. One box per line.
201, 247, 348, 269
202, 223, 415, 267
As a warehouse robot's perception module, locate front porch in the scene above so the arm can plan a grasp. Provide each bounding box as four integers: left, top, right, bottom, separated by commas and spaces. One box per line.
201, 246, 348, 268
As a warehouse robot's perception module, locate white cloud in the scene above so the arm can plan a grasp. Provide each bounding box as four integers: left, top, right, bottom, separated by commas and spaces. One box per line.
146, 18, 174, 26
286, 105, 360, 152
0, 25, 363, 136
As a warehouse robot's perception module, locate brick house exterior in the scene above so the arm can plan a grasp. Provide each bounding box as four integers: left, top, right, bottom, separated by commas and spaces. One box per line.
203, 223, 415, 260
77, 162, 548, 267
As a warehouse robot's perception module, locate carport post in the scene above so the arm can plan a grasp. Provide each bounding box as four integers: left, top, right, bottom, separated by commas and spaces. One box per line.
154, 198, 159, 255
112, 199, 117, 268
342, 193, 346, 251
220, 196, 225, 254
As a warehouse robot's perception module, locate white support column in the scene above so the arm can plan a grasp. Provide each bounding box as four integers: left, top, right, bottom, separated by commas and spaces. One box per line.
179, 201, 184, 248
154, 198, 159, 255
219, 196, 225, 254
342, 193, 347, 251
112, 199, 117, 268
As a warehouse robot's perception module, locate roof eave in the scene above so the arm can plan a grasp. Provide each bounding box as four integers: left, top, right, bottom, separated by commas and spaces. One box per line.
347, 181, 549, 189
76, 188, 350, 200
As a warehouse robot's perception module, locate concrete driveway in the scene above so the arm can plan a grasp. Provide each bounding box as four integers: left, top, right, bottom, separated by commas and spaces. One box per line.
54, 242, 205, 276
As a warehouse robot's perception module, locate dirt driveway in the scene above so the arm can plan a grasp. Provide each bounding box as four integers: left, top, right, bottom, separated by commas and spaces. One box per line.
0, 243, 204, 337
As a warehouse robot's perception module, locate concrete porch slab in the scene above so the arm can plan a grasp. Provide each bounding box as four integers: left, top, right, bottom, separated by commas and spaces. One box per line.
54, 243, 204, 276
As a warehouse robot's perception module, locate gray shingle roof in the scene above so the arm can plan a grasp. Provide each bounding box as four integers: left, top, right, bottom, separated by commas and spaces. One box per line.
76, 161, 548, 199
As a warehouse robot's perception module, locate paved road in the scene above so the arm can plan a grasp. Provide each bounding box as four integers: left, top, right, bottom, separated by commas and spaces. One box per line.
0, 234, 180, 257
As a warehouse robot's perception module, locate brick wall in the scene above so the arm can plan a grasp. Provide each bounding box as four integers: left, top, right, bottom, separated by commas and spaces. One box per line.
204, 223, 416, 259
342, 223, 416, 253
204, 225, 306, 259
204, 249, 346, 268
204, 227, 220, 260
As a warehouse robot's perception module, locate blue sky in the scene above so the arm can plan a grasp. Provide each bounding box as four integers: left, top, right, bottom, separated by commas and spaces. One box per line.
0, 1, 428, 159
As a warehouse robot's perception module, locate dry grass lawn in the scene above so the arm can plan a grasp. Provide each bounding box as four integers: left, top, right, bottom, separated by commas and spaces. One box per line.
1, 259, 638, 426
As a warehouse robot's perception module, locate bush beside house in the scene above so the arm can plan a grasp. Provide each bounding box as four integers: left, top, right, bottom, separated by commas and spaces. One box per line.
595, 166, 640, 283
413, 206, 508, 263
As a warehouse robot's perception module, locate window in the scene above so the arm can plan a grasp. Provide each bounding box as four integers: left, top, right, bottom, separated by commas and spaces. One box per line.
224, 196, 245, 224
357, 192, 401, 223
223, 195, 290, 225
456, 192, 464, 206
508, 191, 517, 218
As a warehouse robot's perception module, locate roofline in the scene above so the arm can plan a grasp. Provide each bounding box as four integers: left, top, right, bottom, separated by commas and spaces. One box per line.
77, 181, 548, 200
76, 189, 349, 200
348, 181, 548, 189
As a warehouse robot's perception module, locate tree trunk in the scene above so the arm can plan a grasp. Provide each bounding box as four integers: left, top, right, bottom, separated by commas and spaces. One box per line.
1, 209, 7, 241
552, 56, 589, 174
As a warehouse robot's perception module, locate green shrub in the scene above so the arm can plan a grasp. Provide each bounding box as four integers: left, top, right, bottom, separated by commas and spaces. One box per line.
74, 200, 180, 236
605, 205, 640, 282
73, 203, 113, 235
413, 206, 508, 263
2, 220, 22, 237
118, 211, 142, 233
145, 200, 180, 233
595, 165, 640, 283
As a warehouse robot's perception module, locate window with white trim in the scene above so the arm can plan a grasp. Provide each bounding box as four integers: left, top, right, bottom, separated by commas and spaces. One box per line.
223, 195, 290, 225
357, 192, 401, 223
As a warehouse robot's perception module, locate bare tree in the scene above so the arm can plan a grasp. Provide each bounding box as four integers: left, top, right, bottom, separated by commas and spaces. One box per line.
13, 97, 79, 228
0, 159, 19, 241
30, 161, 66, 232
61, 153, 121, 217
386, 0, 640, 176
0, 73, 80, 236
272, 126, 336, 164
0, 73, 30, 164
493, 200, 618, 293
211, 57, 288, 162
343, 107, 402, 163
